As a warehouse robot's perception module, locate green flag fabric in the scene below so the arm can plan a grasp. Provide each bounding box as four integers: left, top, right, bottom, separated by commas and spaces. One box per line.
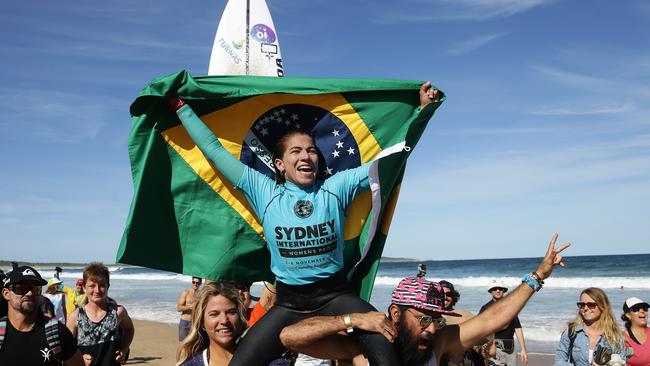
117, 70, 444, 300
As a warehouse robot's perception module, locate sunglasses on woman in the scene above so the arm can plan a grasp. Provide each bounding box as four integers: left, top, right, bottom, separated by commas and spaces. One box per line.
630, 304, 649, 312
405, 309, 447, 330
576, 302, 598, 309
10, 284, 42, 296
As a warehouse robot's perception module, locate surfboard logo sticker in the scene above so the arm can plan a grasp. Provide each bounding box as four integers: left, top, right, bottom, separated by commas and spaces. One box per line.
232, 39, 244, 50
250, 24, 276, 43
216, 38, 242, 64
293, 200, 314, 219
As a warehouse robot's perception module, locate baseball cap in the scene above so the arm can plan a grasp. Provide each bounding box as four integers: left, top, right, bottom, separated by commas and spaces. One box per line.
47, 278, 63, 287
76, 279, 84, 286
392, 276, 460, 316
2, 265, 48, 288
623, 297, 649, 312
487, 279, 508, 293
439, 280, 455, 291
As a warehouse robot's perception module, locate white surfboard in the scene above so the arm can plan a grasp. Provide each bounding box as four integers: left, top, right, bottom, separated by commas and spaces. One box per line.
208, 0, 284, 77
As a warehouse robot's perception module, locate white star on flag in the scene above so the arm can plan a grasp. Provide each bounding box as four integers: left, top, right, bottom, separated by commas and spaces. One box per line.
347, 147, 355, 155
336, 141, 344, 149
291, 114, 299, 121
260, 127, 269, 136
332, 129, 340, 137
325, 167, 333, 175
332, 150, 340, 158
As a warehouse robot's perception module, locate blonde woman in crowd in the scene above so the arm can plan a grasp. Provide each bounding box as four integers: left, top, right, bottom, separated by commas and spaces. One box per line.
177, 282, 248, 366
555, 287, 626, 365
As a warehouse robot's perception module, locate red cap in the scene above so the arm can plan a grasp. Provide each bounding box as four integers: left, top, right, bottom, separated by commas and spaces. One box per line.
76, 279, 84, 286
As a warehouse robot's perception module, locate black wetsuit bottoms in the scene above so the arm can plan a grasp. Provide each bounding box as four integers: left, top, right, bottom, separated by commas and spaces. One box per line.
229, 270, 400, 366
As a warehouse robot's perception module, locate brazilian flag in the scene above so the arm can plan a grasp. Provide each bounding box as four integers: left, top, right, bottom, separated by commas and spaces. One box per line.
117, 70, 444, 300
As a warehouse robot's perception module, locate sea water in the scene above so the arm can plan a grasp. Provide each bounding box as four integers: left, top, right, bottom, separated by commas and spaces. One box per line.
28, 254, 650, 353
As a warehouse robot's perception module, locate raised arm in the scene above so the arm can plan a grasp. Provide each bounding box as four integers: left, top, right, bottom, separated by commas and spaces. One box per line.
419, 81, 442, 109
439, 234, 570, 356
280, 312, 395, 360
169, 96, 245, 185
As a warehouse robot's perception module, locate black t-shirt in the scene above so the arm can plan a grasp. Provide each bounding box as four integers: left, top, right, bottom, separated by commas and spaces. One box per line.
479, 300, 521, 340
0, 299, 7, 318
0, 316, 78, 366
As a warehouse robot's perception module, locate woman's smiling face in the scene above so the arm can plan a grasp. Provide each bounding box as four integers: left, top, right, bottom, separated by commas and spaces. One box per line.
273, 132, 319, 187
626, 305, 648, 328
203, 294, 240, 351
579, 293, 602, 324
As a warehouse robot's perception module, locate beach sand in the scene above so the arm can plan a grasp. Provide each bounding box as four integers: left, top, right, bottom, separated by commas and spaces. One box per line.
128, 320, 179, 365
127, 319, 554, 365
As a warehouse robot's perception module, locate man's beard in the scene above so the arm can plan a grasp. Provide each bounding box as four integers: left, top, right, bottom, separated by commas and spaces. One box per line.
11, 296, 38, 314
394, 320, 434, 366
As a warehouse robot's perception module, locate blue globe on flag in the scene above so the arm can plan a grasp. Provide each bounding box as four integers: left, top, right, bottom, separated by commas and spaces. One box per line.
240, 104, 362, 179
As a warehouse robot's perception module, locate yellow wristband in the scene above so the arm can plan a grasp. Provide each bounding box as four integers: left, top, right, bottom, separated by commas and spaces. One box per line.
343, 313, 354, 334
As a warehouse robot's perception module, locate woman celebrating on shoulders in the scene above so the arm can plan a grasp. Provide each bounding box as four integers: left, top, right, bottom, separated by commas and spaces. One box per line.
177, 283, 248, 366
169, 82, 440, 366
621, 297, 649, 366
555, 287, 626, 365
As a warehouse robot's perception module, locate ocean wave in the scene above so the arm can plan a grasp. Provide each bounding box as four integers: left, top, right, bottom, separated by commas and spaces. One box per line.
524, 325, 563, 343
130, 310, 179, 325
373, 275, 650, 289
36, 270, 84, 280
31, 270, 186, 282
109, 273, 188, 281
38, 269, 648, 290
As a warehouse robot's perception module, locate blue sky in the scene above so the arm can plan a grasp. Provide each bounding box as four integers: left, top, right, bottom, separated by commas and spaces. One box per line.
1, 0, 648, 263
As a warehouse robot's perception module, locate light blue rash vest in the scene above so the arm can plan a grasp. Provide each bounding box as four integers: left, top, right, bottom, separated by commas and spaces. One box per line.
176, 104, 370, 285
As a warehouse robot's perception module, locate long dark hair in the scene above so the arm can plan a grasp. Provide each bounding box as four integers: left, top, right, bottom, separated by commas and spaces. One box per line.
271, 129, 325, 184
620, 312, 631, 329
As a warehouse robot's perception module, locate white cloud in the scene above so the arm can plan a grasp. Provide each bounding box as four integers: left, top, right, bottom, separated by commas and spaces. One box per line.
447, 33, 505, 55
0, 88, 122, 143
528, 103, 634, 116
0, 204, 15, 215
374, 0, 549, 23
0, 193, 126, 222
531, 65, 608, 89
400, 134, 650, 206
436, 127, 551, 135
